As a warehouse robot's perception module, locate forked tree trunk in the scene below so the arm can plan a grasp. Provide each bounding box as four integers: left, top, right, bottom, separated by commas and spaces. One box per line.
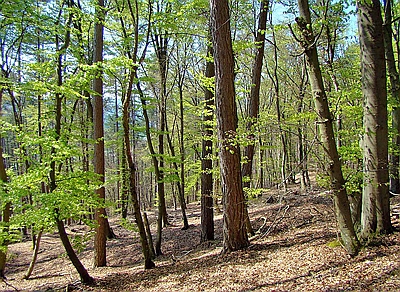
210, 0, 249, 252
357, 0, 392, 238
200, 38, 215, 242
297, 0, 359, 256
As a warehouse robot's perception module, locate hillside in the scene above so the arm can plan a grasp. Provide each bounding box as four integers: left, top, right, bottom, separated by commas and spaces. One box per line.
2, 189, 400, 291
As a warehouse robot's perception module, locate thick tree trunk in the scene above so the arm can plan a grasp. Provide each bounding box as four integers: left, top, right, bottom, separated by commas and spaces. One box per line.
201, 40, 215, 242
210, 0, 249, 252
383, 0, 400, 195
358, 0, 392, 238
93, 0, 107, 268
297, 0, 359, 256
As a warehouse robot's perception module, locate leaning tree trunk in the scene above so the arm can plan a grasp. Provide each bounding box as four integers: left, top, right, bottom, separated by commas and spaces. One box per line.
383, 0, 400, 195
296, 0, 359, 256
122, 70, 155, 269
210, 0, 249, 252
50, 22, 93, 284
358, 0, 392, 238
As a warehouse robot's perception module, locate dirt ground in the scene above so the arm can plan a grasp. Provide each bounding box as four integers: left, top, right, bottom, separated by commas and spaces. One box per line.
2, 188, 400, 292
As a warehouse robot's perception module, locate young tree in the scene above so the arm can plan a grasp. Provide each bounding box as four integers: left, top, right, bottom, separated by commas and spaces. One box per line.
296, 0, 359, 255
357, 0, 392, 238
241, 0, 269, 236
209, 0, 249, 252
0, 89, 11, 278
200, 37, 215, 242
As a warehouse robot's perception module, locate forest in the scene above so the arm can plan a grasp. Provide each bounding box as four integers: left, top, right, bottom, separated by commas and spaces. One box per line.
0, 0, 400, 291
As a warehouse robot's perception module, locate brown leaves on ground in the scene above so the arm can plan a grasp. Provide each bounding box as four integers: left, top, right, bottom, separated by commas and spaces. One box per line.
2, 189, 400, 291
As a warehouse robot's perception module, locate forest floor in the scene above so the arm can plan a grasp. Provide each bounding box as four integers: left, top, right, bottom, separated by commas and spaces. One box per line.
2, 186, 400, 292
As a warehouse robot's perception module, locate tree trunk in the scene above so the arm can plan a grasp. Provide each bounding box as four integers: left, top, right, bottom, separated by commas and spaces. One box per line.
297, 0, 359, 256
23, 230, 43, 279
210, 0, 249, 252
0, 88, 10, 278
242, 0, 269, 189
50, 26, 93, 283
93, 0, 107, 267
122, 70, 155, 269
383, 0, 400, 195
56, 217, 93, 284
200, 38, 215, 242
358, 0, 392, 238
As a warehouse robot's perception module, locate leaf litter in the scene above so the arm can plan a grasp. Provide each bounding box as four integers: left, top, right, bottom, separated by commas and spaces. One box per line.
1, 188, 400, 291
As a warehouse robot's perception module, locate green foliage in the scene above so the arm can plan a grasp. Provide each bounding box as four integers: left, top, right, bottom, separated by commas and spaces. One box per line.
120, 218, 139, 233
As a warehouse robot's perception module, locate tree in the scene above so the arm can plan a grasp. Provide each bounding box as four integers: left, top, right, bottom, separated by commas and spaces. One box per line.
200, 35, 215, 242
241, 0, 269, 236
209, 0, 249, 252
383, 0, 400, 195
93, 0, 107, 268
0, 86, 11, 279
357, 0, 392, 238
296, 0, 359, 256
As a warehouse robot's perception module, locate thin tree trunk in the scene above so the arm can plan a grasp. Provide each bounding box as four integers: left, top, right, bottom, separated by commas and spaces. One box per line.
241, 0, 269, 236
50, 20, 93, 283
296, 0, 359, 256
23, 230, 43, 280
122, 70, 155, 269
201, 37, 215, 242
143, 212, 155, 259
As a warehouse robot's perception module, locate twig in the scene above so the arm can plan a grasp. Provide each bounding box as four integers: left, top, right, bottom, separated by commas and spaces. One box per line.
249, 205, 290, 243
1, 278, 19, 291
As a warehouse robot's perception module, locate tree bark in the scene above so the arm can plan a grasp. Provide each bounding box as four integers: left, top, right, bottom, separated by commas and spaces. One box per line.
242, 0, 269, 188
383, 0, 400, 195
50, 20, 93, 283
210, 0, 249, 252
358, 0, 392, 238
93, 0, 107, 268
23, 230, 43, 279
200, 38, 215, 242
297, 0, 359, 256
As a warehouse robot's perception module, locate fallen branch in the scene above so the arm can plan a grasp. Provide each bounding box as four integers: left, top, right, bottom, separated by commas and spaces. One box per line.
249, 205, 290, 243
1, 277, 19, 291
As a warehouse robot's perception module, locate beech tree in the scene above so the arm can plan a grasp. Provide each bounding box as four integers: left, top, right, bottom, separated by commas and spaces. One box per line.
296, 0, 359, 256
200, 35, 215, 242
357, 0, 392, 239
383, 0, 400, 195
209, 0, 249, 252
93, 0, 107, 268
